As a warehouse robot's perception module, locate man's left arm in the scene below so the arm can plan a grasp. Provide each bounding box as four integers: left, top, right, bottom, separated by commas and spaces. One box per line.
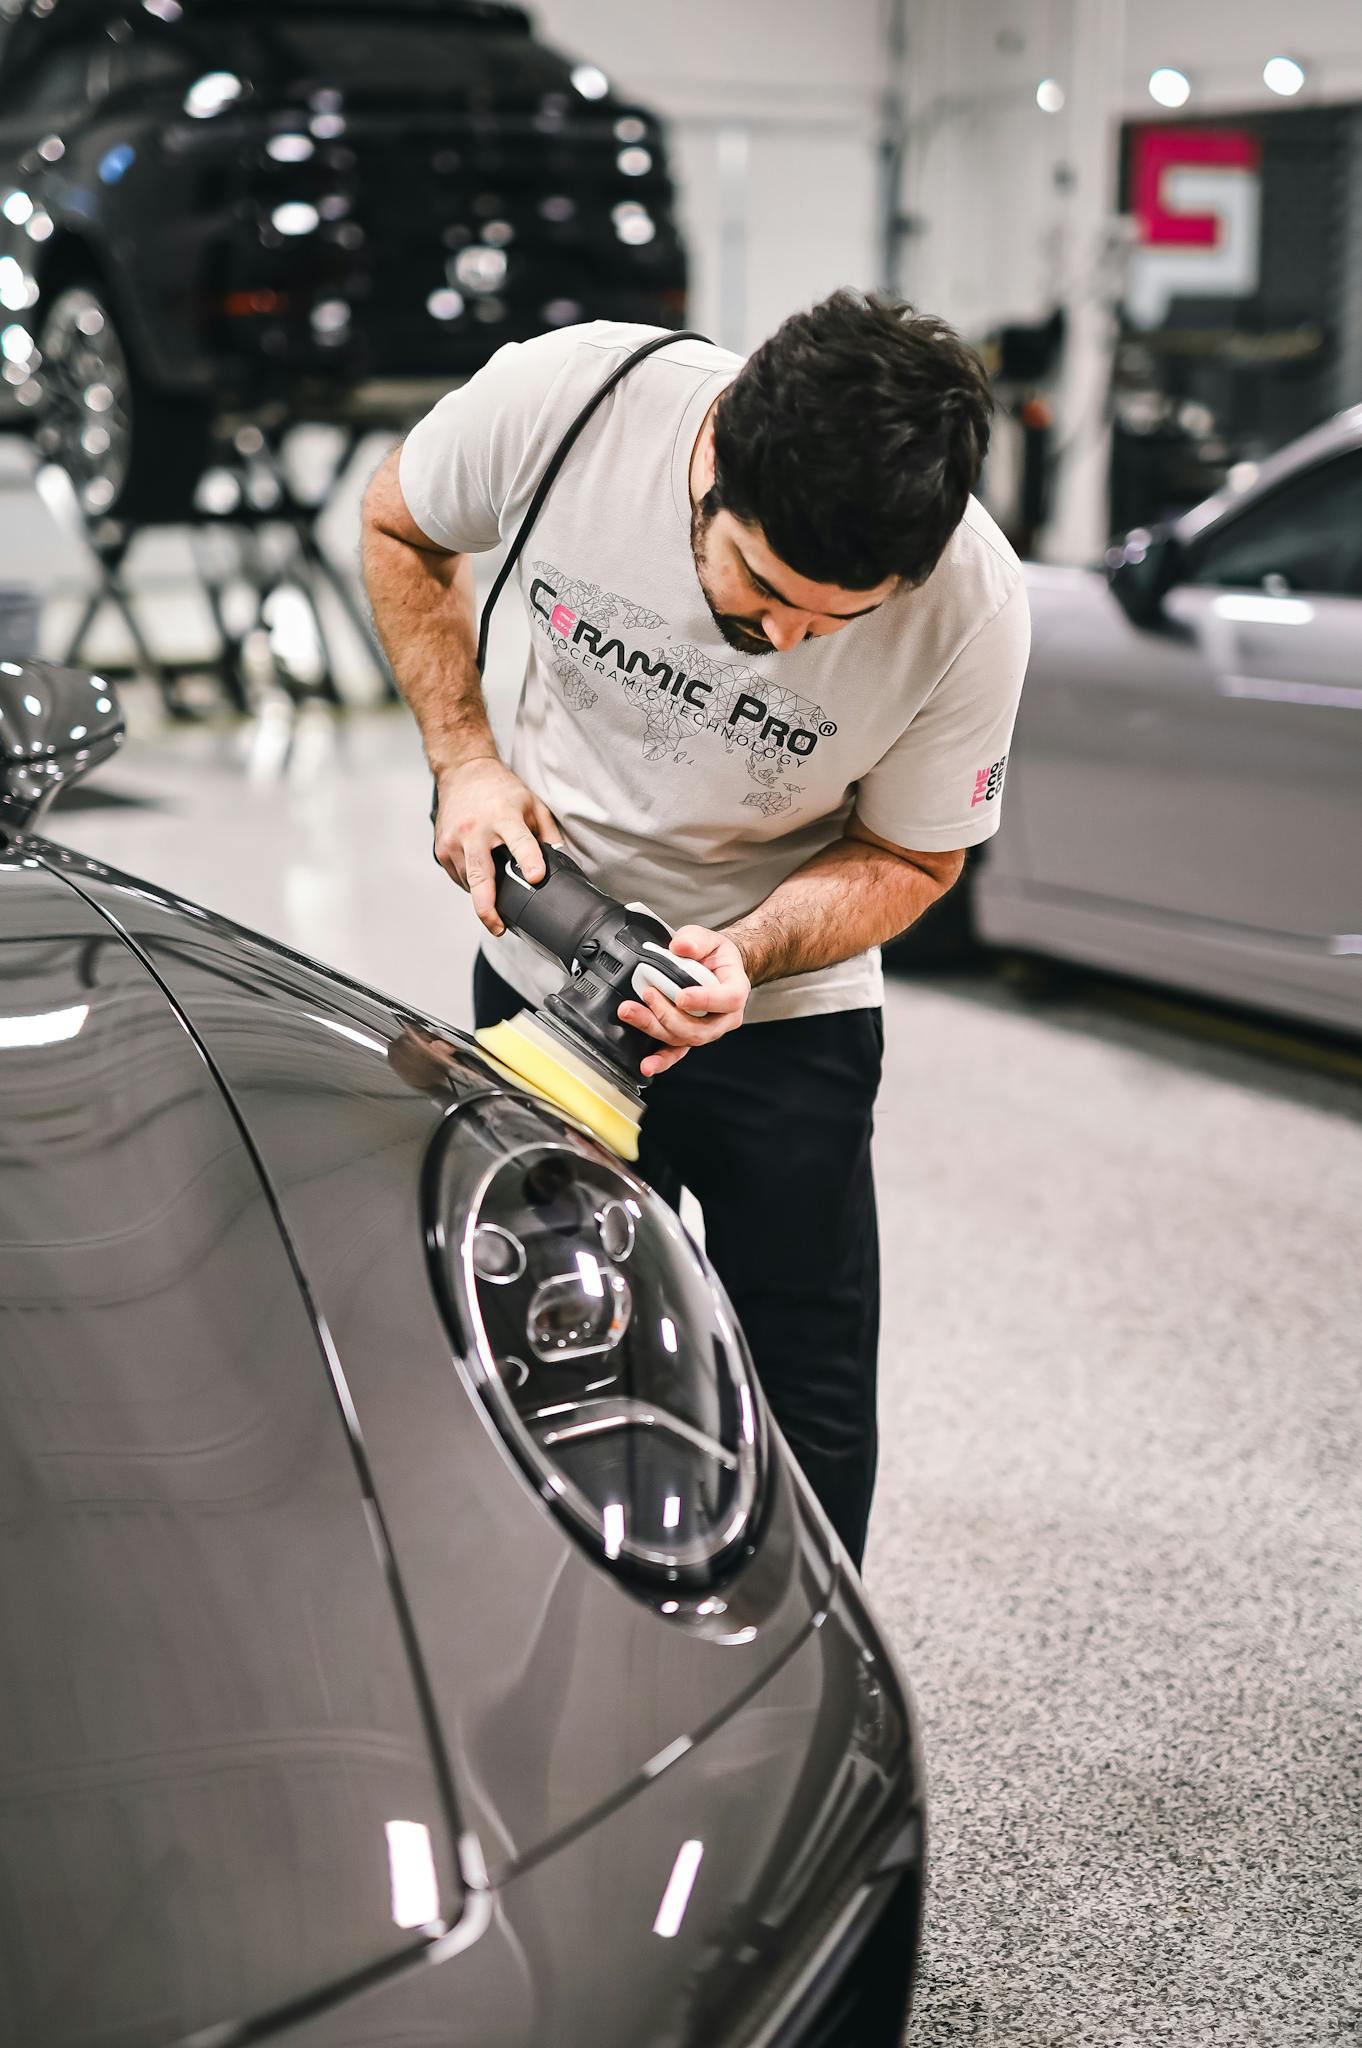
619, 573, 1029, 1074
727, 821, 963, 983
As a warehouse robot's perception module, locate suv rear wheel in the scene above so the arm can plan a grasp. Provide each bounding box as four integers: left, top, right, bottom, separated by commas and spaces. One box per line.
35, 283, 212, 522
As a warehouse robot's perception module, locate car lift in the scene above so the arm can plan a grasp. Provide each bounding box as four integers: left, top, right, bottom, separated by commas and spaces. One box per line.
31, 421, 399, 717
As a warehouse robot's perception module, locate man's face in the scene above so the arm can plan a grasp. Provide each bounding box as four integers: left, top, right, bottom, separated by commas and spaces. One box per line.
690, 495, 897, 657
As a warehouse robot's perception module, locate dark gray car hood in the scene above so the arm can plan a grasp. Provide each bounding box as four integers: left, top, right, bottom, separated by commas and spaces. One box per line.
0, 847, 464, 2046
34, 847, 840, 1866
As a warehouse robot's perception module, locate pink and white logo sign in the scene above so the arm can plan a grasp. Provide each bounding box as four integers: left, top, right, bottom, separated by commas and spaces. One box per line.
1126, 127, 1262, 329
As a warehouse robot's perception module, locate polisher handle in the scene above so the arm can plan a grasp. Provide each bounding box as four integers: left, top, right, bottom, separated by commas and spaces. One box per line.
631, 943, 724, 1015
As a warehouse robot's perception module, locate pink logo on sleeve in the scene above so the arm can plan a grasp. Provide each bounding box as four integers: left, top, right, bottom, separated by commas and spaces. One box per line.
971, 753, 1008, 806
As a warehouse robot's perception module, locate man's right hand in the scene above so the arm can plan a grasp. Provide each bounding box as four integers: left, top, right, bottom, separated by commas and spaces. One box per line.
433, 757, 562, 934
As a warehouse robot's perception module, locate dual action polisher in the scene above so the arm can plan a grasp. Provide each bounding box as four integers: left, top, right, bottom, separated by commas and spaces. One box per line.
474, 843, 722, 1160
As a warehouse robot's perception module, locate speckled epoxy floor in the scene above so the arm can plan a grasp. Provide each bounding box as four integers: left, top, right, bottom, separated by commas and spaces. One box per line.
54, 704, 1362, 2046
867, 969, 1362, 2047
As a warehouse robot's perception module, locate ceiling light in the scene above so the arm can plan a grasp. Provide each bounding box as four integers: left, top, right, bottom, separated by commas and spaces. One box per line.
652, 1841, 704, 1939
384, 1821, 439, 1931
453, 246, 506, 293
184, 70, 243, 119
267, 133, 314, 162
602, 1501, 625, 1559
197, 469, 240, 515
612, 202, 655, 246
272, 201, 320, 236
1263, 56, 1305, 96
1148, 68, 1191, 108
0, 1004, 89, 1049
310, 299, 350, 333
98, 144, 135, 184
1036, 78, 1064, 113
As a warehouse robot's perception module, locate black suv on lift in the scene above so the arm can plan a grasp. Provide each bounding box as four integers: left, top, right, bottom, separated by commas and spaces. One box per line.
0, 0, 686, 518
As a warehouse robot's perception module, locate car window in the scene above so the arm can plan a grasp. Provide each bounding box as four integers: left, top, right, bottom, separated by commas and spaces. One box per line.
247, 17, 479, 95
1187, 454, 1362, 598
108, 32, 198, 96
0, 38, 94, 117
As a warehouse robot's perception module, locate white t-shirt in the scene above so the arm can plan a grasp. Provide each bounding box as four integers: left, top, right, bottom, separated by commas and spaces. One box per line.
400, 321, 1030, 1022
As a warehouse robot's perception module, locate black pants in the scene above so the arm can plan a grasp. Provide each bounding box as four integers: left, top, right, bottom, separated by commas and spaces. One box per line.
473, 955, 884, 1566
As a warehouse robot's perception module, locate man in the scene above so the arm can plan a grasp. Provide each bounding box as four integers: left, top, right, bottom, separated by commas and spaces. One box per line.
362, 291, 1029, 1568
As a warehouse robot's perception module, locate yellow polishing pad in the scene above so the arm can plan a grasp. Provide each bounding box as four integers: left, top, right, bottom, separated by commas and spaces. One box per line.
475, 1012, 642, 1161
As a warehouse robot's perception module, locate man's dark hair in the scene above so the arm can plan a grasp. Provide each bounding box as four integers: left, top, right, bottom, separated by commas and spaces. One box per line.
708, 290, 993, 591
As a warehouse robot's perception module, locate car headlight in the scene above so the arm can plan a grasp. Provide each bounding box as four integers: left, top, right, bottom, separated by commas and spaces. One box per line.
425, 1096, 765, 1585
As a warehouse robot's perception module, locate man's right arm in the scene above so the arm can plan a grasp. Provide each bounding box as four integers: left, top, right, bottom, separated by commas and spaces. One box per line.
361, 446, 559, 933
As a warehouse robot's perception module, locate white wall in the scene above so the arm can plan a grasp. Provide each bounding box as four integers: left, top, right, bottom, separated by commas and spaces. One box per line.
530, 0, 889, 353
898, 0, 1362, 338
893, 0, 1362, 558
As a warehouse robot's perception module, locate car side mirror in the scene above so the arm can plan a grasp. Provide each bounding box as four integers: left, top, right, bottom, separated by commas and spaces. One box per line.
0, 661, 124, 833
1105, 527, 1186, 629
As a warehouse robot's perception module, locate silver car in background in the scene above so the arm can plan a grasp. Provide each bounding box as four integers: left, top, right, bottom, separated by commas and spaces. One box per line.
972, 407, 1362, 1038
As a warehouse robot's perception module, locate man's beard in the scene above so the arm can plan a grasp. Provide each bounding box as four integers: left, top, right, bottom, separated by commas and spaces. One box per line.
690, 496, 774, 657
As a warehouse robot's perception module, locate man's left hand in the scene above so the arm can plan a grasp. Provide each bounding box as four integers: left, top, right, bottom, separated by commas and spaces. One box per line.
617, 925, 751, 1077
